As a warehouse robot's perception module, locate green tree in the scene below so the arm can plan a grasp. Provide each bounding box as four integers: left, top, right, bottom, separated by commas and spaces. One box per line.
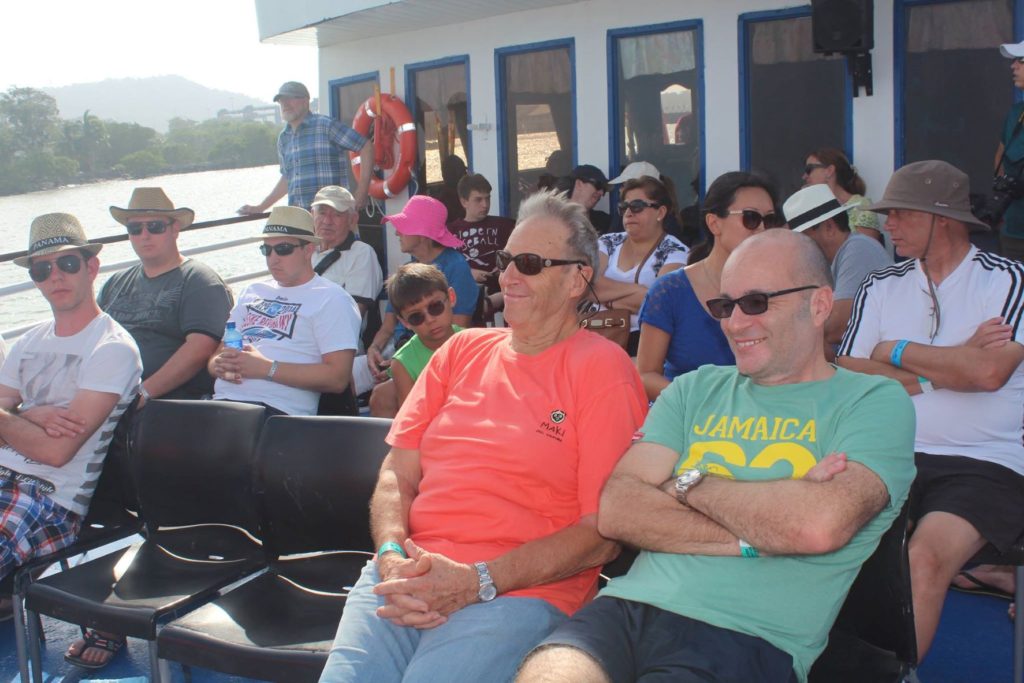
103, 121, 158, 168
0, 86, 60, 152
116, 148, 166, 177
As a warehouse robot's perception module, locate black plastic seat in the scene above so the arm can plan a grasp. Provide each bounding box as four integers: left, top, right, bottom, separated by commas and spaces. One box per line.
808, 502, 916, 683
969, 534, 1024, 683
157, 415, 393, 682
24, 400, 268, 683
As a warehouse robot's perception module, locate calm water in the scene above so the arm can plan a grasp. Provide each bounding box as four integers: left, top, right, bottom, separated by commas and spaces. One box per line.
0, 165, 282, 333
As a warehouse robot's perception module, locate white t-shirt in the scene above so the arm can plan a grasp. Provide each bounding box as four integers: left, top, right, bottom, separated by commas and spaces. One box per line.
839, 247, 1024, 475
0, 314, 142, 515
311, 240, 383, 302
214, 275, 361, 416
598, 233, 689, 331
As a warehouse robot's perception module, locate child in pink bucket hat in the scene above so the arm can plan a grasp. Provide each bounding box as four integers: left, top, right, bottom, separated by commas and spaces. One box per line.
382, 195, 464, 248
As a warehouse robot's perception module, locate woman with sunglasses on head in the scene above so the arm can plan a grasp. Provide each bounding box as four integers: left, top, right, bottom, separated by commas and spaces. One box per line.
636, 171, 780, 401
590, 176, 689, 356
320, 190, 647, 683
801, 147, 888, 251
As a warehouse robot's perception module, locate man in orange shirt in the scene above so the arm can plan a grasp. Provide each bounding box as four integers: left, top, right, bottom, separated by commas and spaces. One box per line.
319, 191, 647, 683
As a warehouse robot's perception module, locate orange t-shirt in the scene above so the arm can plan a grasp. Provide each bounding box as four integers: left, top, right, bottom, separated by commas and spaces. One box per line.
388, 327, 648, 615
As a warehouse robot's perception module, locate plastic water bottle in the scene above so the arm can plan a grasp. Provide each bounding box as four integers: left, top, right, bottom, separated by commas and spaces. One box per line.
224, 322, 243, 350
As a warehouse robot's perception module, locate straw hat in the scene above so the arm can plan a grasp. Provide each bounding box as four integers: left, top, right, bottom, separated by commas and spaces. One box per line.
262, 206, 320, 243
867, 160, 988, 232
382, 195, 463, 248
14, 213, 102, 268
109, 188, 195, 229
783, 185, 850, 233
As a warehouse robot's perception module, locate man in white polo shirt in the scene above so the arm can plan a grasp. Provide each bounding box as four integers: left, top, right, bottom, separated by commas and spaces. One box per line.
838, 160, 1024, 663
209, 206, 361, 416
310, 185, 383, 317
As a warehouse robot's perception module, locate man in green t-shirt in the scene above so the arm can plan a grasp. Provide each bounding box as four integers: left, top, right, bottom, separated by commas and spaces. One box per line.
517, 229, 916, 683
369, 263, 461, 417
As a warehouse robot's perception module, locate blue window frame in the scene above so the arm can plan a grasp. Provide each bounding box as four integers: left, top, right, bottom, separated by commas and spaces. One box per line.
607, 20, 704, 240
495, 38, 577, 217
405, 55, 472, 205
739, 8, 852, 200
894, 0, 1018, 197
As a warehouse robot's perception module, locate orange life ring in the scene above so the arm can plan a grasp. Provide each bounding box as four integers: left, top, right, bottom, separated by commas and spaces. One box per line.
349, 94, 418, 200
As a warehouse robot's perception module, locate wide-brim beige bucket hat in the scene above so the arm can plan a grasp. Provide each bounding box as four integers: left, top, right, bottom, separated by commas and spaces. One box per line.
867, 160, 989, 233
14, 213, 102, 267
109, 187, 195, 229
261, 206, 320, 243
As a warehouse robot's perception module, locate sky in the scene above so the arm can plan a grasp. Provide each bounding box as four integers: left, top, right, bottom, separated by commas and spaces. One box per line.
1, 0, 318, 102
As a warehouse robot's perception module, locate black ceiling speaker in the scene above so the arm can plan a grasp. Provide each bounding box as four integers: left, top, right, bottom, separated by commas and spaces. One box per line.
812, 0, 874, 54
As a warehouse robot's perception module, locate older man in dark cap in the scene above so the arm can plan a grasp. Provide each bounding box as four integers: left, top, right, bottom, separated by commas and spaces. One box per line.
239, 81, 375, 214
838, 160, 1024, 663
564, 164, 611, 233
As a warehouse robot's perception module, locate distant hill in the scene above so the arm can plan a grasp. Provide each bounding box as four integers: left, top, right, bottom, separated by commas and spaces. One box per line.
43, 76, 272, 132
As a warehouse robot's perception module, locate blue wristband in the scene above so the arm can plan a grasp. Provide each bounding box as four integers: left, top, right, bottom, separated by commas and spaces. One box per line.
377, 541, 406, 559
890, 340, 910, 368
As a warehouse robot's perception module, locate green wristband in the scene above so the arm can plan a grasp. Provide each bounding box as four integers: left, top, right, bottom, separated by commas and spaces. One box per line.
377, 541, 406, 559
739, 539, 760, 558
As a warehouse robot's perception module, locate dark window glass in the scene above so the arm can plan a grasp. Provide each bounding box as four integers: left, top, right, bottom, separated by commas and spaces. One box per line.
410, 61, 470, 221
612, 26, 702, 238
499, 45, 575, 216
743, 14, 848, 199
901, 0, 1012, 197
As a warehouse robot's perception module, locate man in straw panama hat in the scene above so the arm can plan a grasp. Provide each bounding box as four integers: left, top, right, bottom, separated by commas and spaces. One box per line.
208, 206, 361, 417
0, 213, 141, 598
837, 160, 1024, 662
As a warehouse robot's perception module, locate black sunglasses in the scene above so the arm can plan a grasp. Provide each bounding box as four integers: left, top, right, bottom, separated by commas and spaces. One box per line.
29, 254, 83, 283
617, 199, 661, 216
126, 220, 171, 236
495, 250, 587, 276
803, 163, 828, 175
259, 242, 304, 257
706, 285, 820, 320
727, 209, 785, 231
403, 299, 447, 326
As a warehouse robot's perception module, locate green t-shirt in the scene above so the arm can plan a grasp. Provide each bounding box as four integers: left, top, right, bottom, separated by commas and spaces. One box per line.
600, 365, 916, 682
390, 326, 463, 382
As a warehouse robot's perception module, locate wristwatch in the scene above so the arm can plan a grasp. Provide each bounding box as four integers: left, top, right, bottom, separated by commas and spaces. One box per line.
674, 468, 706, 506
474, 561, 497, 602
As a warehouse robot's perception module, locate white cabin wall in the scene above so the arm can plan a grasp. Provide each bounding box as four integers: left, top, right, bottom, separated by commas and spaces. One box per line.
314, 0, 899, 268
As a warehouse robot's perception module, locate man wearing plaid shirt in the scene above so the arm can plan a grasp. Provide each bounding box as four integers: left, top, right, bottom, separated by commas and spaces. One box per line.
240, 81, 375, 214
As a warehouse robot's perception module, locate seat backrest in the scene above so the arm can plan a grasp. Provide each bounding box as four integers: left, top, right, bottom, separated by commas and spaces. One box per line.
128, 400, 266, 536
830, 501, 917, 665
254, 415, 392, 557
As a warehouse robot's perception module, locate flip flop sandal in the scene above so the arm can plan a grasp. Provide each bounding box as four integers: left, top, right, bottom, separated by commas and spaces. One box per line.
951, 570, 1014, 600
64, 629, 126, 670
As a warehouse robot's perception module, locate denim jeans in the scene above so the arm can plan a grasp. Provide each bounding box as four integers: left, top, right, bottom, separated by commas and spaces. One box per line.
319, 560, 567, 683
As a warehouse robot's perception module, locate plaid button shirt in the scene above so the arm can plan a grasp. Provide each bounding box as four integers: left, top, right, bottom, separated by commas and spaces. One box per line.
278, 113, 368, 210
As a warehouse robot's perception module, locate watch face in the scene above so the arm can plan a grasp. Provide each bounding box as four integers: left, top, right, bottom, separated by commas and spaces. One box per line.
479, 583, 497, 602
677, 469, 703, 487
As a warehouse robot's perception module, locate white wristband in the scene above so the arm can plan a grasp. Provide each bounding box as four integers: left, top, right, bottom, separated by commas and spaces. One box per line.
266, 360, 279, 381
138, 384, 151, 401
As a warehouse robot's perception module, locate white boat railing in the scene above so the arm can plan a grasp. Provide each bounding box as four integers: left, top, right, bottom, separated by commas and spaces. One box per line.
0, 213, 270, 341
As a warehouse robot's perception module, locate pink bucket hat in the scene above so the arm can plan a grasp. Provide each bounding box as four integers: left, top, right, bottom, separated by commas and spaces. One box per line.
382, 195, 463, 248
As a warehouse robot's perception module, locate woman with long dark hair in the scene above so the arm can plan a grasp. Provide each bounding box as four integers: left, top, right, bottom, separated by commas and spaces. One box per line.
802, 147, 886, 248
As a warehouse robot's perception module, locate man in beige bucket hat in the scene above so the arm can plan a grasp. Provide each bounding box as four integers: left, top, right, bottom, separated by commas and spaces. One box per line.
0, 213, 141, 589
838, 160, 1024, 662
208, 206, 361, 417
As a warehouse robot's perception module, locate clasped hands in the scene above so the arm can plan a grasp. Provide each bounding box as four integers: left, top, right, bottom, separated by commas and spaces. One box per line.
373, 539, 479, 630
210, 345, 272, 384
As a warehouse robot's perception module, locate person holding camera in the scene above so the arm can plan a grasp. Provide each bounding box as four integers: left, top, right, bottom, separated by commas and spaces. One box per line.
993, 40, 1024, 260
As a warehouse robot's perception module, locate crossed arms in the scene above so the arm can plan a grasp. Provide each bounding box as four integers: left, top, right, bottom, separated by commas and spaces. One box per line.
369, 447, 619, 629
598, 442, 890, 557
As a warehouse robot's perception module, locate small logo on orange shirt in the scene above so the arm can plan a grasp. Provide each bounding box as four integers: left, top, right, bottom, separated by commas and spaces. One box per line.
550, 409, 566, 423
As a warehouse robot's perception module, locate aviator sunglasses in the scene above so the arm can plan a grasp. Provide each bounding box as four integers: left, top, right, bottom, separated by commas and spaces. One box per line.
728, 209, 785, 231
705, 285, 820, 320
259, 242, 304, 257
29, 254, 83, 283
495, 250, 587, 276
617, 199, 661, 216
403, 299, 448, 326
126, 220, 171, 236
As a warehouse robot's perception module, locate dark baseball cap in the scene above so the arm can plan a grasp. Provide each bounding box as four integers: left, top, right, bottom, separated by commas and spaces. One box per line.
273, 81, 310, 102
572, 164, 609, 191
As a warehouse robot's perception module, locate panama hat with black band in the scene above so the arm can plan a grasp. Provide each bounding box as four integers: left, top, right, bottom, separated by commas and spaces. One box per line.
14, 213, 102, 268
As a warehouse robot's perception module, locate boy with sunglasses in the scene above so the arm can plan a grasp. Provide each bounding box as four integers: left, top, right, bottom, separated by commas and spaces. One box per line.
0, 213, 141, 590
208, 206, 361, 417
369, 264, 462, 417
